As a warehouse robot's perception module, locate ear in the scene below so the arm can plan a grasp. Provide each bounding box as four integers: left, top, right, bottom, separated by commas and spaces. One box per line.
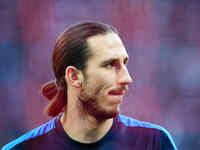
65, 66, 83, 88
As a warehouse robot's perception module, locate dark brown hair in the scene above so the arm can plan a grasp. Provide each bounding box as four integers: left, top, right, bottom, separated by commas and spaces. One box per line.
41, 22, 118, 117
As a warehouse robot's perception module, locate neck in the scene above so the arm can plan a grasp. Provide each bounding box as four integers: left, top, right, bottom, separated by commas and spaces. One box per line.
60, 95, 114, 143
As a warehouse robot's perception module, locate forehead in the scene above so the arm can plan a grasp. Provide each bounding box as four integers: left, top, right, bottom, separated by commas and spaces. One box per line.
87, 33, 128, 62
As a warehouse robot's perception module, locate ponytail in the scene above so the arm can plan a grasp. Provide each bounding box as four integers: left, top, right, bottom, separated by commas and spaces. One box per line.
41, 80, 67, 117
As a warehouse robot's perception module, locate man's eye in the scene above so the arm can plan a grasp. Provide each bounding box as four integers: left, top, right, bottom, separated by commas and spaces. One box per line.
104, 61, 119, 68
104, 63, 113, 67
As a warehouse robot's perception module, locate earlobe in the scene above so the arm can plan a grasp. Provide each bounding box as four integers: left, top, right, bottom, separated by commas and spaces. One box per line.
65, 66, 82, 88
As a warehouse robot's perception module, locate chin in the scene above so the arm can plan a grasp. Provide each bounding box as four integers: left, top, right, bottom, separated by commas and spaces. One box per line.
79, 95, 120, 120
107, 95, 123, 105
104, 107, 120, 119
94, 107, 120, 121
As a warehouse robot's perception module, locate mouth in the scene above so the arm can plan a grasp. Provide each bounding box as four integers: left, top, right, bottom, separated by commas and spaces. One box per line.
107, 88, 128, 104
108, 89, 127, 96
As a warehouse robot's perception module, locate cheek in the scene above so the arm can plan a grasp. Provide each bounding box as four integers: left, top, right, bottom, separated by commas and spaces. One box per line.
97, 71, 116, 84
84, 70, 117, 92
84, 79, 107, 97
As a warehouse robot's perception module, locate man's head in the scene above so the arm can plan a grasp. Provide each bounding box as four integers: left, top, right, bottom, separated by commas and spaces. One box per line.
52, 22, 118, 88
77, 33, 133, 120
43, 22, 119, 117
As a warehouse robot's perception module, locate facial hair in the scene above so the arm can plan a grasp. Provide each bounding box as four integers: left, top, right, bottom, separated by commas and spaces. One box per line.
78, 79, 119, 121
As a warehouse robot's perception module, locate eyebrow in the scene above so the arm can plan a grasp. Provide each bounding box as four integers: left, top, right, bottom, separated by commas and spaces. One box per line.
101, 56, 129, 66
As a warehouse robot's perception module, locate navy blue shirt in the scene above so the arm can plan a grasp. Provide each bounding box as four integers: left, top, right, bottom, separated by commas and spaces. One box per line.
2, 114, 177, 150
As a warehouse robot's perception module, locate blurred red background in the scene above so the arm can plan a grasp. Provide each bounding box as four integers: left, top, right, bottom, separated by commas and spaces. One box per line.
1, 1, 200, 149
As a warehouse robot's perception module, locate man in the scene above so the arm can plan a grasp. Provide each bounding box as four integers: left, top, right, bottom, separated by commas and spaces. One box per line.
2, 22, 178, 150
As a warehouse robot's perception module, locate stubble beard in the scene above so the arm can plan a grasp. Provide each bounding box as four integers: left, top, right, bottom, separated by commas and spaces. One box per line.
78, 81, 119, 121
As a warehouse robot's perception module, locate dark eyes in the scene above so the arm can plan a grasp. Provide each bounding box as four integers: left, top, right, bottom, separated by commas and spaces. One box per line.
103, 64, 112, 68
104, 61, 117, 68
104, 59, 128, 68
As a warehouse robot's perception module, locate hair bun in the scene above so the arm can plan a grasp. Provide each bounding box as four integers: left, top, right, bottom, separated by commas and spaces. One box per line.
41, 80, 58, 101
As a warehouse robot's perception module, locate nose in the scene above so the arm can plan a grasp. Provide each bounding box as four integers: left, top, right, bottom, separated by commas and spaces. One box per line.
118, 66, 133, 86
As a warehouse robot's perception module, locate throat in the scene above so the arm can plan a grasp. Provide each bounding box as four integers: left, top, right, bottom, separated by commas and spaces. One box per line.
82, 118, 113, 143
61, 114, 113, 144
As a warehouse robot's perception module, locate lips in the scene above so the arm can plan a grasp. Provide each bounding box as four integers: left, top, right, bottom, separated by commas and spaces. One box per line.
108, 89, 126, 95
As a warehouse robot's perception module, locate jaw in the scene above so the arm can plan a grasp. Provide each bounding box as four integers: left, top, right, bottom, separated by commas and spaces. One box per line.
80, 96, 120, 121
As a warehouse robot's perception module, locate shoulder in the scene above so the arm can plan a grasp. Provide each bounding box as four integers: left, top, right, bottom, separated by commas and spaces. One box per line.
117, 114, 171, 136
116, 114, 177, 150
2, 117, 57, 150
117, 114, 167, 132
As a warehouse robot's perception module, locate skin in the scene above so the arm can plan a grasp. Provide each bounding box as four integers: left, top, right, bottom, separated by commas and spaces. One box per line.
61, 32, 133, 144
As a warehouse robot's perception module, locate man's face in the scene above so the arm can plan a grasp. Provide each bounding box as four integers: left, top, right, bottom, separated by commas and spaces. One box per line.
79, 32, 133, 120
